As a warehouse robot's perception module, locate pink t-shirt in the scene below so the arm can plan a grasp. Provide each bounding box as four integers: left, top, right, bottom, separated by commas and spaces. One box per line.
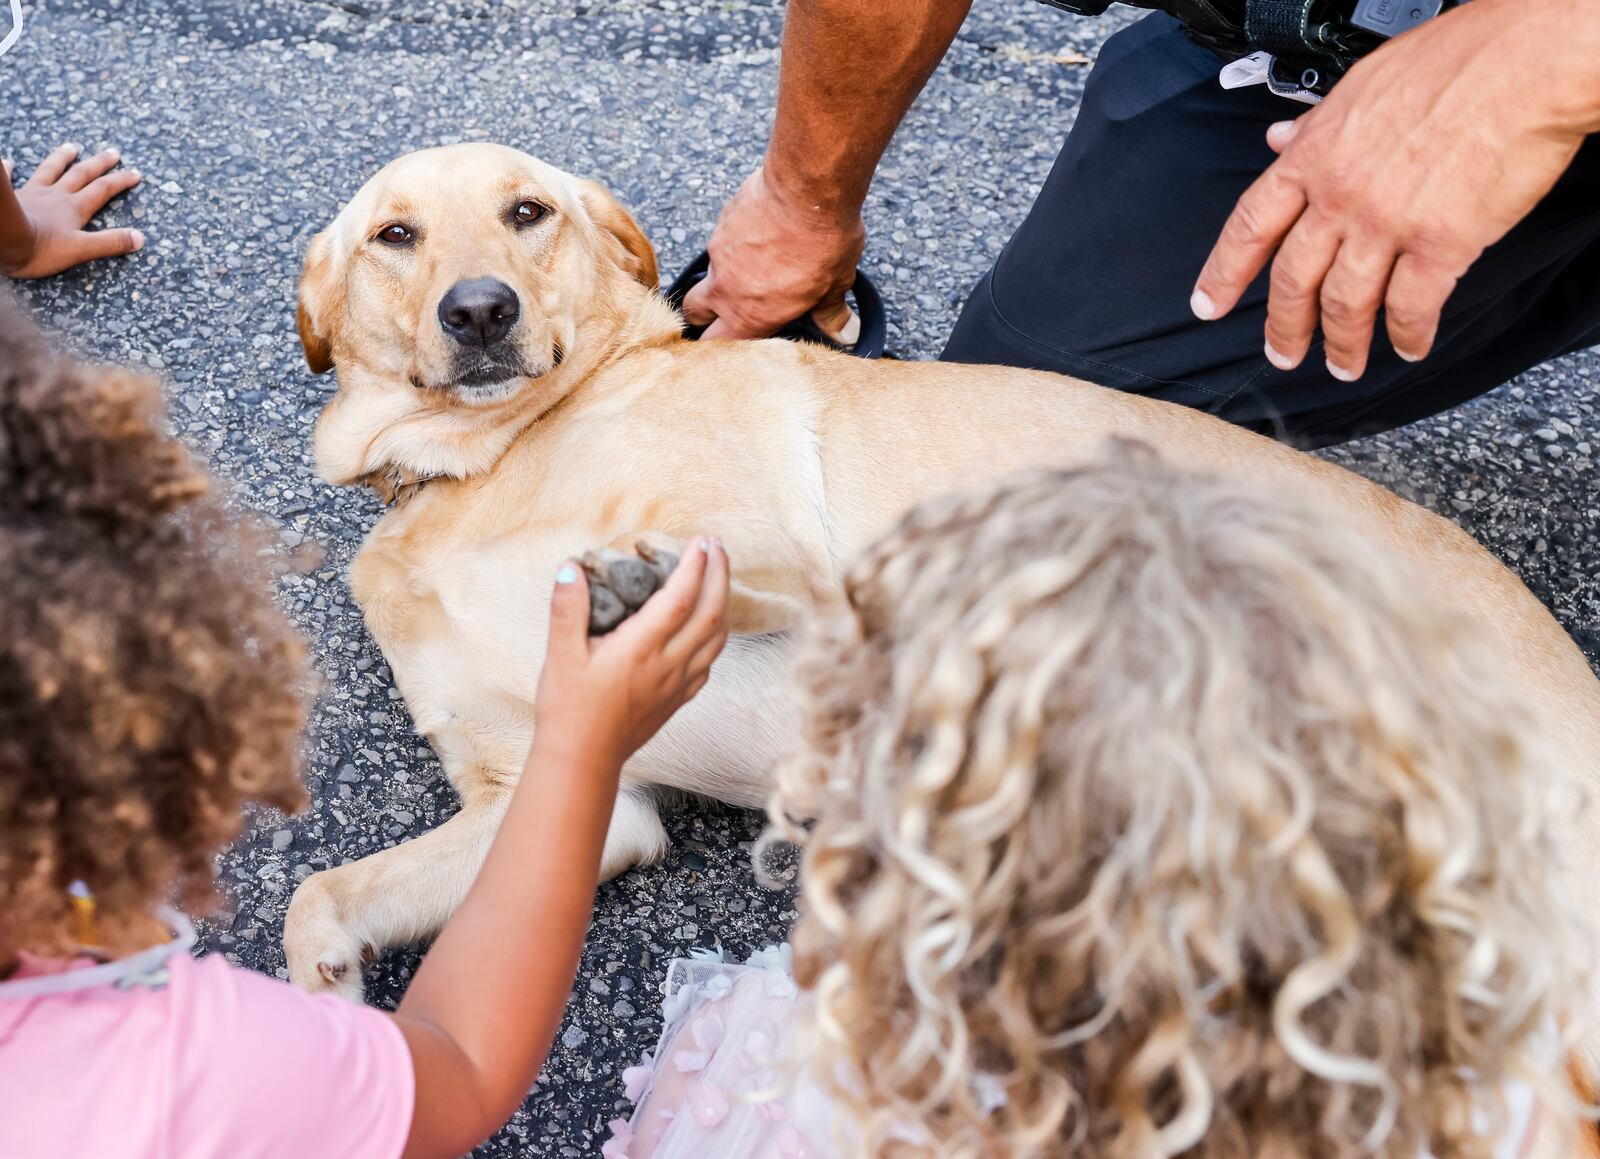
0, 925, 413, 1159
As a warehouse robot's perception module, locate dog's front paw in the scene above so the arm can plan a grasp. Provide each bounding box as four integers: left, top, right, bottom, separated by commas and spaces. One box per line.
581, 541, 680, 635
284, 872, 369, 1001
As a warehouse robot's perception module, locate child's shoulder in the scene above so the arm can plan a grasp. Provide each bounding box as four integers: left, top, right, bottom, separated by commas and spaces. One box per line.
0, 939, 415, 1159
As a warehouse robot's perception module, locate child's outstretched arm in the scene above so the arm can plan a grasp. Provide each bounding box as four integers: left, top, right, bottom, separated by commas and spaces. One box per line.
0, 145, 143, 278
392, 539, 730, 1159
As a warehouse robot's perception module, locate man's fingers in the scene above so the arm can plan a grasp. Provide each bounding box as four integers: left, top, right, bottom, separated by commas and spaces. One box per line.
811, 297, 860, 346
1384, 253, 1458, 363
700, 313, 772, 341
1192, 168, 1307, 321
684, 271, 786, 340
546, 562, 592, 668
624, 537, 710, 645
76, 168, 142, 216
680, 277, 717, 328
60, 148, 124, 193
1318, 240, 1396, 381
1261, 214, 1341, 370
1265, 118, 1303, 155
29, 143, 81, 187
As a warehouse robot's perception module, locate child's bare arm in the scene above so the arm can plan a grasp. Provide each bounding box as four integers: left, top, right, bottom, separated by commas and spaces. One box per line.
1, 145, 143, 278
391, 540, 729, 1159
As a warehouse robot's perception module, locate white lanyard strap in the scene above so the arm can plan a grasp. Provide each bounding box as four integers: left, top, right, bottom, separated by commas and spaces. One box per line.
0, 908, 196, 1001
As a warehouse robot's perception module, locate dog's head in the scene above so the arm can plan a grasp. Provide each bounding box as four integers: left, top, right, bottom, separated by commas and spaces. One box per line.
297, 143, 665, 489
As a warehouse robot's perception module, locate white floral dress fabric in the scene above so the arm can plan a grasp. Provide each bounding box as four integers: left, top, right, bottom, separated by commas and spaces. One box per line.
606, 947, 1541, 1159
604, 946, 842, 1159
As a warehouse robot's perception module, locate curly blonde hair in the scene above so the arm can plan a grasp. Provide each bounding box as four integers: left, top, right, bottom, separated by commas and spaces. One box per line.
0, 295, 309, 961
767, 442, 1582, 1158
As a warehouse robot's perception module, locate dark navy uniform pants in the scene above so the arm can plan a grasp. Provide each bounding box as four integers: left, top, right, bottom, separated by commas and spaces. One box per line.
941, 14, 1600, 447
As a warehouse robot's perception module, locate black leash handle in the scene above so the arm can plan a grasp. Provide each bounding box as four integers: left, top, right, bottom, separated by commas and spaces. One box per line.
661, 250, 889, 360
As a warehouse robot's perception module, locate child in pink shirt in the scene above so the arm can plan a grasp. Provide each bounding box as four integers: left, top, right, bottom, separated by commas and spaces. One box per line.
0, 296, 729, 1158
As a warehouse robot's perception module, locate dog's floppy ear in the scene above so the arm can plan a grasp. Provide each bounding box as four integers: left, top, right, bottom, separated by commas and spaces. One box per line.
578, 180, 658, 290
296, 230, 341, 375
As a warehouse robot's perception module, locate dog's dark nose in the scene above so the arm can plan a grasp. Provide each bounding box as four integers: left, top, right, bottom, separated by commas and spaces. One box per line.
438, 278, 520, 346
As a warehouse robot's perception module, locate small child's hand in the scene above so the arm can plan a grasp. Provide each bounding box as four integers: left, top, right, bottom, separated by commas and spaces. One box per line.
2, 145, 144, 278
534, 538, 730, 770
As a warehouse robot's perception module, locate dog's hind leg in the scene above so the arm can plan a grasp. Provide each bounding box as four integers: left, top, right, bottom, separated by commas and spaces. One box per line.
284, 785, 511, 999
600, 784, 671, 880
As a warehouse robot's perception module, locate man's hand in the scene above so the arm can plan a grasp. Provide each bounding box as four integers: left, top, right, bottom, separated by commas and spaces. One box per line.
1191, 0, 1600, 381
1, 145, 144, 279
682, 167, 863, 342
680, 0, 972, 342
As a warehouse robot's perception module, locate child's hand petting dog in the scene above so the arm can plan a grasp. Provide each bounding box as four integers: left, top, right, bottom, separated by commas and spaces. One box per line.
535, 537, 728, 770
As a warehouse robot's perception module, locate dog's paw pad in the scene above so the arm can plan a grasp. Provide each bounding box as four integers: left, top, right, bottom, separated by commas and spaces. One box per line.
583, 543, 680, 635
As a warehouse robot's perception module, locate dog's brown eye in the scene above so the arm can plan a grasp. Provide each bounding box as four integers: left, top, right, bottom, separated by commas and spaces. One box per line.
376, 224, 413, 246
513, 201, 547, 227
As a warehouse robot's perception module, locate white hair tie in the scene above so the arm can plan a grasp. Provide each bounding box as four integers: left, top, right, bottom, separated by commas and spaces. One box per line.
0, 2, 21, 61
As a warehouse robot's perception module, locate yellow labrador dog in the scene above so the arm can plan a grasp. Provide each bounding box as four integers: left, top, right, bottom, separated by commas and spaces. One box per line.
284, 143, 1600, 1085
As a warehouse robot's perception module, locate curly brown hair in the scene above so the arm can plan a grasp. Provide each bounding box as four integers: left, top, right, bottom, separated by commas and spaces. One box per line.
767, 442, 1582, 1158
0, 294, 309, 960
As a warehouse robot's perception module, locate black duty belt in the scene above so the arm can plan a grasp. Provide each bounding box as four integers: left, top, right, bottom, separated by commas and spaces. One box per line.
1034, 0, 1454, 98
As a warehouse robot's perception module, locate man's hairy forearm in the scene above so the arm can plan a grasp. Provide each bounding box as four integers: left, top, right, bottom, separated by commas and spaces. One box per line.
766, 0, 973, 225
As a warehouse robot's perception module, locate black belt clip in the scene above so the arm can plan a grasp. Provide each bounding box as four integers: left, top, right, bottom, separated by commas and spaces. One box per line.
1349, 0, 1444, 38
1033, 0, 1118, 13
1242, 0, 1447, 94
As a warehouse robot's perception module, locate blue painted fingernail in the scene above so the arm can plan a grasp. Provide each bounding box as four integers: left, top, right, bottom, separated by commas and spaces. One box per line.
698, 538, 711, 553
555, 565, 578, 584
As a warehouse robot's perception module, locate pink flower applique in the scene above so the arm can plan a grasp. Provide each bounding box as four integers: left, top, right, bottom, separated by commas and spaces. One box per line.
673, 1049, 711, 1073
622, 1051, 655, 1103
686, 1080, 731, 1128
690, 1012, 726, 1052
776, 1125, 814, 1158
601, 1117, 634, 1159
755, 1098, 789, 1124
739, 1026, 776, 1070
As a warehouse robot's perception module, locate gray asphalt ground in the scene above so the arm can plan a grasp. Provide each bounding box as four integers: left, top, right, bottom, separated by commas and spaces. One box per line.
5, 1, 1598, 1154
